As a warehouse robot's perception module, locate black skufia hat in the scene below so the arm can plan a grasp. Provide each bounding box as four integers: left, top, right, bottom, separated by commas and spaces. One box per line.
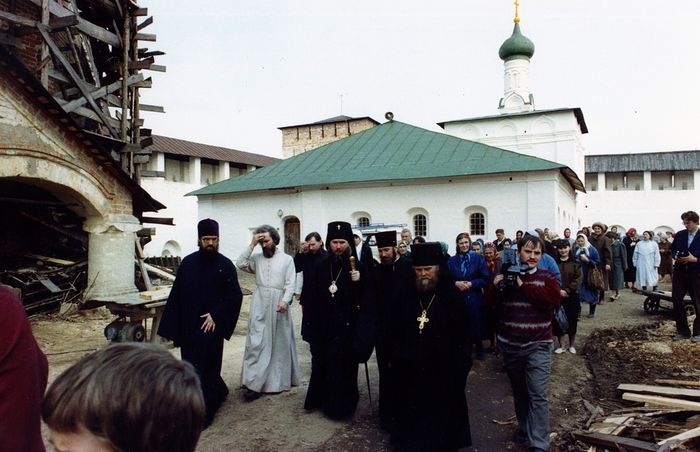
411, 242, 443, 266
375, 231, 397, 249
198, 218, 219, 238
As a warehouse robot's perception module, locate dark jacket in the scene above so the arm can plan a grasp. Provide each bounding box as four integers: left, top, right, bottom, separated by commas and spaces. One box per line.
672, 229, 700, 273
556, 255, 582, 297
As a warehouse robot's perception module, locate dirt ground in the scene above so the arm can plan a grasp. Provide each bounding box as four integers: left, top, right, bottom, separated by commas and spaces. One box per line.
32, 275, 700, 451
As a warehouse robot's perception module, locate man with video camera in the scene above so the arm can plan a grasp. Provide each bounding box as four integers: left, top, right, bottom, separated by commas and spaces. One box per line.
493, 234, 561, 452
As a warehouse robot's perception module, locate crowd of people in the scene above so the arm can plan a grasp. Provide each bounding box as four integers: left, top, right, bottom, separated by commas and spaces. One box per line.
3, 211, 698, 452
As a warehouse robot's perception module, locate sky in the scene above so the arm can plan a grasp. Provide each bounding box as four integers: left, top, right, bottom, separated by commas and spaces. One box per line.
139, 1, 700, 159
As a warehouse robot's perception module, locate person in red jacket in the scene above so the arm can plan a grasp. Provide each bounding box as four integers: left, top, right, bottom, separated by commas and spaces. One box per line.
493, 235, 561, 452
0, 285, 48, 452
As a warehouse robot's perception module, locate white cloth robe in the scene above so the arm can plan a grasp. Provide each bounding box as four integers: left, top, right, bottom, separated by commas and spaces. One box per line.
633, 240, 661, 288
237, 245, 299, 393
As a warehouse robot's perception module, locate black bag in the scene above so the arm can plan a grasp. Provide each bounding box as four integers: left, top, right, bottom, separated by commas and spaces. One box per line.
587, 266, 605, 291
552, 306, 569, 337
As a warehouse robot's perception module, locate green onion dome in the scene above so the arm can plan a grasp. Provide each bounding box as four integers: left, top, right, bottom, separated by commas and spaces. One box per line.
498, 22, 535, 61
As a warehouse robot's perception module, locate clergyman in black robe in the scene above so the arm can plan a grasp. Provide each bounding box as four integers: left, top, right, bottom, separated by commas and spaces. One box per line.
392, 242, 472, 451
303, 221, 376, 419
372, 230, 413, 433
158, 219, 243, 426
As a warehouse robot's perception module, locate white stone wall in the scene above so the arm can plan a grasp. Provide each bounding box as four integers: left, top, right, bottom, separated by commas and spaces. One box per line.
197, 170, 573, 259
442, 110, 586, 184
580, 170, 699, 233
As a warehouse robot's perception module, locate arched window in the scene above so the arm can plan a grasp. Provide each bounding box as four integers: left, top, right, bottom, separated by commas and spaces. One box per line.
357, 217, 370, 228
469, 213, 485, 236
413, 214, 427, 237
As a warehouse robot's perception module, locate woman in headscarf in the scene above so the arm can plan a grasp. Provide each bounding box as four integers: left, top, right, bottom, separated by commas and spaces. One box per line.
633, 231, 661, 292
623, 228, 639, 290
448, 232, 490, 359
607, 231, 628, 301
658, 235, 673, 283
397, 241, 410, 258
573, 234, 601, 318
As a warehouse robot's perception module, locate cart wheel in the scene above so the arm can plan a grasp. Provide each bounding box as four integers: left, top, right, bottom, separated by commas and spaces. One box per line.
120, 322, 146, 342
651, 299, 660, 314
104, 320, 126, 342
685, 303, 696, 317
643, 297, 652, 314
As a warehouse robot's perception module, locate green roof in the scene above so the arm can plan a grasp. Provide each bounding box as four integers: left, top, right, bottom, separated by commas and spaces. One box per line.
190, 120, 584, 196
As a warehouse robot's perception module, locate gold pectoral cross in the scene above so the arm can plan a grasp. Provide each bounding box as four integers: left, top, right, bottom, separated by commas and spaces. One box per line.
417, 309, 429, 334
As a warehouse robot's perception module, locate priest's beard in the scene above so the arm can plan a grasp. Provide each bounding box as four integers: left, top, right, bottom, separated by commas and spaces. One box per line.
199, 242, 219, 259
263, 244, 276, 258
332, 248, 350, 265
416, 276, 438, 293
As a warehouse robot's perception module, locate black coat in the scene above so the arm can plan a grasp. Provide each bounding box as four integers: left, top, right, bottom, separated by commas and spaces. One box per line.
392, 277, 472, 451
303, 252, 376, 419
158, 250, 243, 346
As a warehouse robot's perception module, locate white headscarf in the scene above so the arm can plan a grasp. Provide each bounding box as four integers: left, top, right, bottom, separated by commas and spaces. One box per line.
575, 234, 592, 254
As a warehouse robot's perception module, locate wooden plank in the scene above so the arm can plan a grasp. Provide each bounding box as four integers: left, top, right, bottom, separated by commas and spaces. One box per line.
657, 425, 700, 450
618, 384, 700, 400
0, 10, 38, 27
137, 16, 153, 31
49, 14, 79, 30
138, 103, 164, 113
133, 8, 148, 17
572, 431, 657, 452
144, 300, 167, 309
141, 262, 176, 281
144, 64, 166, 73
37, 277, 62, 293
134, 32, 156, 42
622, 392, 700, 410
71, 106, 120, 129
139, 288, 170, 301
24, 253, 76, 266
655, 379, 700, 388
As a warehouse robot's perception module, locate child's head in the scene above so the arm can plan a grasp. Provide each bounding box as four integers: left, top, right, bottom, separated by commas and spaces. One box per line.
43, 342, 205, 452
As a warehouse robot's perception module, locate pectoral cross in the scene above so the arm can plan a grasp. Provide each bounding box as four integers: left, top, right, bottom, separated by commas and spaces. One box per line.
416, 310, 429, 334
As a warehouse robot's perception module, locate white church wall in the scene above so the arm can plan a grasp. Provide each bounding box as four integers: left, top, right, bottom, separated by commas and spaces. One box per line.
196, 170, 570, 259
443, 110, 585, 183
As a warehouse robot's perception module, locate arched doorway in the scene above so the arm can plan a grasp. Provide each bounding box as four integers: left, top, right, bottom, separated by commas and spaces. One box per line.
284, 216, 300, 256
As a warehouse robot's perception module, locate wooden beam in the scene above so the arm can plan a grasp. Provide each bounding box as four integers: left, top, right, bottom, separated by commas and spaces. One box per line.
71, 105, 120, 129
622, 392, 700, 410
133, 8, 148, 17
655, 379, 700, 388
657, 425, 700, 450
141, 262, 176, 282
27, 0, 121, 48
129, 56, 154, 70
134, 32, 156, 42
49, 14, 79, 30
618, 384, 700, 400
141, 217, 174, 226
48, 68, 69, 83
571, 431, 657, 452
138, 104, 164, 113
62, 73, 143, 112
137, 16, 153, 31
37, 25, 118, 137
0, 10, 37, 27
145, 64, 166, 73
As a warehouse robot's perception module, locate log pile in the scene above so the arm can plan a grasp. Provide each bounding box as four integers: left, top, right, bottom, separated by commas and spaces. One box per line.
573, 380, 700, 451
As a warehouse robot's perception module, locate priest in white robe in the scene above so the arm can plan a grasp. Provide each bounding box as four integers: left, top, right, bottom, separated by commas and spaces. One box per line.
633, 230, 661, 291
237, 225, 299, 399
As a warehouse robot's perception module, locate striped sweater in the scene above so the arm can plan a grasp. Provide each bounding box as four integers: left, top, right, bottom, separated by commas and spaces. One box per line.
497, 268, 561, 346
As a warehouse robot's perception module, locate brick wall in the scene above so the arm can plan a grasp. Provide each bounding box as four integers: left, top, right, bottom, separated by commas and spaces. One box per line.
281, 118, 378, 158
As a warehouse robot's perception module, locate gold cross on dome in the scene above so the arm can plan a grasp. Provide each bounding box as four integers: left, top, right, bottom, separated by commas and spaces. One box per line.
514, 0, 520, 23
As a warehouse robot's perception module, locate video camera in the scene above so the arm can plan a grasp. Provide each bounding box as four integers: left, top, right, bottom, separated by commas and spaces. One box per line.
500, 249, 530, 288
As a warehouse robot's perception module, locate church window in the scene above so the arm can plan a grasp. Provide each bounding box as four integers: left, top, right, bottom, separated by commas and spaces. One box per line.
358, 217, 370, 228
469, 213, 485, 236
413, 214, 427, 237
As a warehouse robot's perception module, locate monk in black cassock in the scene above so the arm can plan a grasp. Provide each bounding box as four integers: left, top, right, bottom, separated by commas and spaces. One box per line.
303, 221, 376, 419
372, 230, 413, 433
158, 218, 243, 426
392, 242, 472, 451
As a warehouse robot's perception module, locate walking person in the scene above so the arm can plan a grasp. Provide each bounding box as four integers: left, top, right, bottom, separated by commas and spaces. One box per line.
670, 211, 700, 341
607, 231, 628, 300
633, 231, 660, 292
237, 225, 300, 400
658, 235, 674, 283
158, 218, 243, 427
553, 240, 582, 354
493, 234, 560, 452
589, 222, 612, 304
574, 234, 602, 318
623, 228, 639, 290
